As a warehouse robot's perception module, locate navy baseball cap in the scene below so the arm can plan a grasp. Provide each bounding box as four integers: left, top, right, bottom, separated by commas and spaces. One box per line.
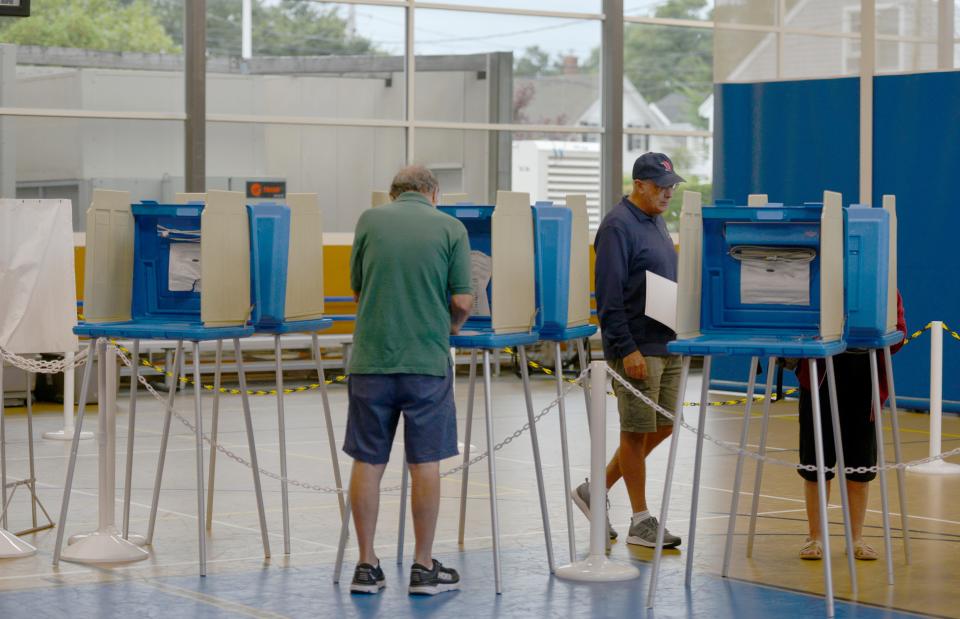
632, 152, 685, 187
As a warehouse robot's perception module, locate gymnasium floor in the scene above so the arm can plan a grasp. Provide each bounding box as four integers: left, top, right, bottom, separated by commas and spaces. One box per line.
0, 363, 957, 618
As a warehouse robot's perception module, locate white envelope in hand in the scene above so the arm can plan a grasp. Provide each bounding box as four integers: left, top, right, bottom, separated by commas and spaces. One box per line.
644, 270, 678, 331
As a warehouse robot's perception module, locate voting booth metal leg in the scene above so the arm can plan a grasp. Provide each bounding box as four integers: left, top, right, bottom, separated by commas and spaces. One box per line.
233, 338, 271, 559
555, 342, 577, 562
457, 350, 478, 546
825, 356, 858, 595
333, 494, 352, 583
205, 340, 223, 530
397, 457, 409, 566
120, 340, 146, 546
274, 334, 292, 555
60, 341, 149, 565
647, 355, 691, 608
868, 350, 895, 585
556, 361, 639, 583
882, 345, 911, 564
684, 355, 712, 586
146, 341, 184, 546
52, 339, 95, 565
190, 342, 208, 576
313, 333, 346, 524
0, 358, 38, 558
518, 345, 556, 574
808, 359, 835, 618
482, 349, 504, 594
746, 356, 777, 558
721, 356, 759, 577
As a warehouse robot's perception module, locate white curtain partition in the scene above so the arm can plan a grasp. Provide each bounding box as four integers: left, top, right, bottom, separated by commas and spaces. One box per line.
0, 200, 78, 355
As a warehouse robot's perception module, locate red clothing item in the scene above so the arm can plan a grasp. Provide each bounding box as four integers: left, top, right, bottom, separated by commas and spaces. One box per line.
797, 292, 906, 404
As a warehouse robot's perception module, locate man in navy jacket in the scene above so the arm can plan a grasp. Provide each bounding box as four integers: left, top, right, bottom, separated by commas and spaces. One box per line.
572, 152, 685, 549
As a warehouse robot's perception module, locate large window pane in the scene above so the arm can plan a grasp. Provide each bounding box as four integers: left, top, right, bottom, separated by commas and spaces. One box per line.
207, 2, 405, 120
424, 0, 600, 13
13, 117, 184, 231
414, 9, 600, 126
2, 0, 185, 114
714, 28, 776, 82
783, 34, 856, 78
784, 0, 861, 35
209, 123, 404, 232
624, 23, 713, 130
626, 0, 712, 21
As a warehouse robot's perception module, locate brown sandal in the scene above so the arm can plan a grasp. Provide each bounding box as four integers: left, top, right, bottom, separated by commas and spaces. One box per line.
799, 538, 823, 560
853, 540, 879, 561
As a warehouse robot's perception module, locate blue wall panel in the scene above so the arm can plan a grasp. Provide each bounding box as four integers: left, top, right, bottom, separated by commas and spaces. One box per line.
712, 73, 959, 411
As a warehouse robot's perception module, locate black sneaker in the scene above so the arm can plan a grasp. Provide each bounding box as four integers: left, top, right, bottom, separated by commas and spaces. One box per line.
408, 559, 461, 595
350, 562, 386, 594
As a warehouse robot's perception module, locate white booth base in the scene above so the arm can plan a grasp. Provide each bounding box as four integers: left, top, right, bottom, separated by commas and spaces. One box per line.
909, 460, 960, 475
555, 557, 640, 582
0, 528, 37, 558
61, 526, 149, 564
69, 531, 147, 547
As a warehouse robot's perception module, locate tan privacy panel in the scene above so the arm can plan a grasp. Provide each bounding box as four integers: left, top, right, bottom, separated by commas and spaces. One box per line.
491, 191, 536, 333
883, 195, 898, 332
175, 193, 206, 204
285, 193, 325, 321
371, 191, 391, 208
819, 191, 844, 341
442, 193, 469, 204
201, 190, 251, 327
747, 194, 768, 207
83, 190, 134, 323
676, 191, 704, 339
565, 194, 591, 327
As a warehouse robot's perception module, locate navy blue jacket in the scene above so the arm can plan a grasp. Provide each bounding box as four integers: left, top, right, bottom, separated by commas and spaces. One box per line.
594, 196, 678, 359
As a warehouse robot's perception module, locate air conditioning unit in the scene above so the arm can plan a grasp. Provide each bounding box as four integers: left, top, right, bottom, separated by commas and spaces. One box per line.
511, 140, 601, 230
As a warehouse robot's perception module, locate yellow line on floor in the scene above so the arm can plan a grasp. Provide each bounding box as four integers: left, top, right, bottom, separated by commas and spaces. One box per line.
141, 580, 290, 619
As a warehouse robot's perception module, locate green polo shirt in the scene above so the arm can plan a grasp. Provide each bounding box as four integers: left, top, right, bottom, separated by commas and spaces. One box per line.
349, 191, 472, 376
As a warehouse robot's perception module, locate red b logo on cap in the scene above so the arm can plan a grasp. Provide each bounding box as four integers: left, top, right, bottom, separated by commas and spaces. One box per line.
661, 159, 673, 172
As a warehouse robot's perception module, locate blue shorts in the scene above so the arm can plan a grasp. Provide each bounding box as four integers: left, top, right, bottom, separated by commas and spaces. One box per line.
343, 369, 458, 465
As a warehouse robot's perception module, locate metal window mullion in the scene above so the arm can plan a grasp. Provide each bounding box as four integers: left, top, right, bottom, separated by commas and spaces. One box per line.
938, 0, 955, 68
601, 0, 622, 217
777, 0, 786, 79
860, 0, 876, 206
412, 2, 603, 21
185, 0, 206, 193
405, 0, 415, 164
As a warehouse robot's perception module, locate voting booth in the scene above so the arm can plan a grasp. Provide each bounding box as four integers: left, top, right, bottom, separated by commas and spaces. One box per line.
648, 191, 856, 614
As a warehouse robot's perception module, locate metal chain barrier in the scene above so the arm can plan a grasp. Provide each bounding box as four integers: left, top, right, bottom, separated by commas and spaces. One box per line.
113, 345, 582, 495
0, 345, 89, 374
605, 364, 960, 474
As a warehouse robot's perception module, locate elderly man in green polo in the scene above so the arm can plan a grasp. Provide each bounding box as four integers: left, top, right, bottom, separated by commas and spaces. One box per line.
344, 165, 473, 596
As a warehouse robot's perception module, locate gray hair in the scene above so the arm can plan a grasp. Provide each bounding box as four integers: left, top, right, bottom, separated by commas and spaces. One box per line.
389, 165, 439, 199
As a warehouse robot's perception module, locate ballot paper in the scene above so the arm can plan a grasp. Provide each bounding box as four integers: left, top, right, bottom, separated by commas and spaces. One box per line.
644, 270, 677, 331
470, 250, 493, 317
169, 242, 202, 292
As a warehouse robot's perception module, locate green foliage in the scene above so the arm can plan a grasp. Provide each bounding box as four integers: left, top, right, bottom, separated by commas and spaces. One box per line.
623, 0, 713, 126
513, 45, 590, 77
0, 0, 178, 53
150, 0, 377, 57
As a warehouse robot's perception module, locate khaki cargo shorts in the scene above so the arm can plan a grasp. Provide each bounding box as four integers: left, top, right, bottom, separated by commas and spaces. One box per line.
609, 355, 682, 434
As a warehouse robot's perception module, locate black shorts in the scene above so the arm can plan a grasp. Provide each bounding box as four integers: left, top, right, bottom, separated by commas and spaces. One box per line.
798, 353, 877, 483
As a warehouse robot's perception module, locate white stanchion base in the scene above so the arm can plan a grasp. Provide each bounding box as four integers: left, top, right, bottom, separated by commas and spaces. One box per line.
42, 429, 93, 441
60, 526, 149, 564
909, 460, 960, 475
0, 528, 37, 558
555, 555, 640, 582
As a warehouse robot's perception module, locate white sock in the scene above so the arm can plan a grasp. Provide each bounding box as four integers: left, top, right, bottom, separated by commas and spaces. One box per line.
632, 510, 650, 524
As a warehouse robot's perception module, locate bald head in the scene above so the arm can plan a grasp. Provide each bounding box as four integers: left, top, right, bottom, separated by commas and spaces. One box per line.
389, 165, 440, 202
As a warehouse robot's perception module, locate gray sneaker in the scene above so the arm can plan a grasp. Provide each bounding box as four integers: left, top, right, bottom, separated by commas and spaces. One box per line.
571, 479, 618, 541
627, 515, 681, 548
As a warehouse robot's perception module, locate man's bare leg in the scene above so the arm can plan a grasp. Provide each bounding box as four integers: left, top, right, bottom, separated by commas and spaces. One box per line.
409, 461, 441, 567
605, 448, 622, 490
620, 425, 674, 512
351, 460, 387, 565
